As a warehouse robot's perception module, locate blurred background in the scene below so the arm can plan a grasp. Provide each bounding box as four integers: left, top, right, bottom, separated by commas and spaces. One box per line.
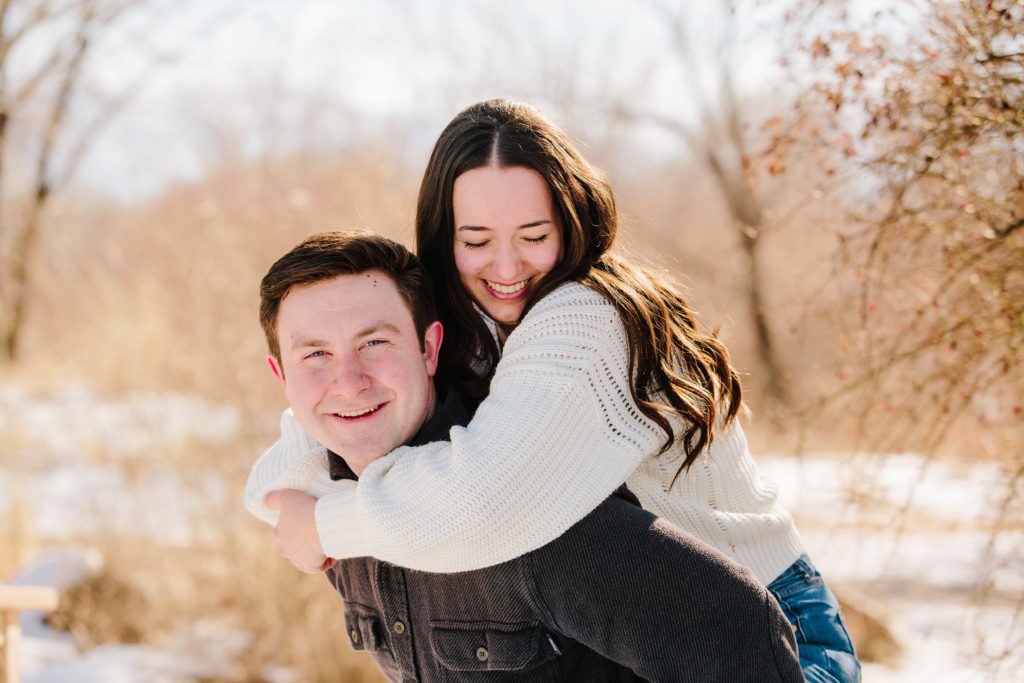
0, 0, 1020, 681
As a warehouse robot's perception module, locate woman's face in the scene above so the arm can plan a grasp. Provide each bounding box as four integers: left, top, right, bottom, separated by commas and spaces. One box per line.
452, 165, 563, 326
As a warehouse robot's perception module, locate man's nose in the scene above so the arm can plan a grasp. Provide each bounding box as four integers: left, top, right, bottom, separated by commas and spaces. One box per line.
329, 361, 371, 395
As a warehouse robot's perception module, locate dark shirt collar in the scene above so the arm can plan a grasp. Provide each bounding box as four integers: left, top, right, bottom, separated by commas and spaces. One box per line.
327, 383, 470, 482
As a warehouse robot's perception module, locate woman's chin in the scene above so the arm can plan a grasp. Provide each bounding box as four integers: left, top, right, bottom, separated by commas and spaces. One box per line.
486, 306, 522, 326
472, 296, 523, 325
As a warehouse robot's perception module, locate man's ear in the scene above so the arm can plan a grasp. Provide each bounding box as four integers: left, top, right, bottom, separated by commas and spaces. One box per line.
267, 355, 286, 385
422, 321, 443, 377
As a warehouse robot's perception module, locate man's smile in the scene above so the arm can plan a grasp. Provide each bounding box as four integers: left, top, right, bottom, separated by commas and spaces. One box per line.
327, 402, 388, 421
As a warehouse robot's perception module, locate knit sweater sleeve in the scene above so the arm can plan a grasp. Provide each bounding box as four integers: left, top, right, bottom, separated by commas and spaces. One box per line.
314, 283, 666, 572
243, 408, 355, 526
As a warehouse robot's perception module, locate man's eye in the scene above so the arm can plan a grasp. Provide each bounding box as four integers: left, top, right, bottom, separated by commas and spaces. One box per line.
305, 350, 327, 359
363, 339, 388, 348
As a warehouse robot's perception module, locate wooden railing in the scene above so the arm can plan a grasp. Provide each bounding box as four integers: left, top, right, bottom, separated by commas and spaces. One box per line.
0, 585, 59, 683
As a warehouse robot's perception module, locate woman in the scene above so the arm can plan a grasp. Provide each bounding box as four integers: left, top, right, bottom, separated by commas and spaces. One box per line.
249, 99, 860, 683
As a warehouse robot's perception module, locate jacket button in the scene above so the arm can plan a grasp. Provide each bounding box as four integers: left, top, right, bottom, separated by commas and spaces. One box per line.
476, 646, 489, 662
392, 620, 406, 635
350, 628, 360, 644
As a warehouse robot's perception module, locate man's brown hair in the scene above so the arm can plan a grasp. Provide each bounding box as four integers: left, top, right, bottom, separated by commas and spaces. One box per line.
260, 230, 437, 364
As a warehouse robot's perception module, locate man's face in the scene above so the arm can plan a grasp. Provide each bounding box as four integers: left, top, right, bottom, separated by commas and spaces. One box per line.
269, 271, 442, 475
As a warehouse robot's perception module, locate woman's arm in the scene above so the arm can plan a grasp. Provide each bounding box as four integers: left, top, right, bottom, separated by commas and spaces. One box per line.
312, 283, 666, 572
243, 408, 353, 526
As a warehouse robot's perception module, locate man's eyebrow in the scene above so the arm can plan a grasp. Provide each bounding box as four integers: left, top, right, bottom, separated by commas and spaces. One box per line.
457, 219, 553, 232
289, 337, 329, 350
354, 322, 402, 337
288, 323, 403, 352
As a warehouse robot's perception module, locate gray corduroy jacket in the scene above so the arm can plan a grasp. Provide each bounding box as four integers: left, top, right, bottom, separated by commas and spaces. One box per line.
325, 387, 803, 683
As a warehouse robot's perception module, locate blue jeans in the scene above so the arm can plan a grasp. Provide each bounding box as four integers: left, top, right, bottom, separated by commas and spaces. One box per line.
767, 554, 861, 683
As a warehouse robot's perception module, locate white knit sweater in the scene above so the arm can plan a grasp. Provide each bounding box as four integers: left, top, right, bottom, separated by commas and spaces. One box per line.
245, 282, 805, 585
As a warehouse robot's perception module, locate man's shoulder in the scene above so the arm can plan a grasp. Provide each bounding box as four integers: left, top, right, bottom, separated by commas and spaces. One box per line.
527, 490, 648, 567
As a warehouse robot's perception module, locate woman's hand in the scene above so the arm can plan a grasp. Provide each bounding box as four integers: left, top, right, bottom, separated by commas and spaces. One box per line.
264, 489, 336, 573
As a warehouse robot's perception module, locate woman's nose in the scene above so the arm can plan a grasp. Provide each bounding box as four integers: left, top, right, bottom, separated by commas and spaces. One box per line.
493, 245, 522, 281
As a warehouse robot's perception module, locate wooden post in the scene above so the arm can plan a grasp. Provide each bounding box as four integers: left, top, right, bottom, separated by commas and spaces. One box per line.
0, 585, 60, 683
2, 609, 20, 683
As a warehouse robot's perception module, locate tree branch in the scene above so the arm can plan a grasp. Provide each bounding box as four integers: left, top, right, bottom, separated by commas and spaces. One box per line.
13, 47, 65, 105
996, 217, 1024, 239
978, 51, 1024, 63
0, 1, 72, 64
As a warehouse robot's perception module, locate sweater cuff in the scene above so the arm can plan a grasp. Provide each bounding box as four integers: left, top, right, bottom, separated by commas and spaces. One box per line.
315, 484, 367, 560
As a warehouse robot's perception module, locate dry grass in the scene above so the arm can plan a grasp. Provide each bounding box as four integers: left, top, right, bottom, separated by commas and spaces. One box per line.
2, 480, 387, 682
33, 536, 387, 682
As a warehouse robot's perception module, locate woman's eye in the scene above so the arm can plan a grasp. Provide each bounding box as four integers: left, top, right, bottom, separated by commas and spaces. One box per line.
462, 240, 487, 249
524, 234, 549, 244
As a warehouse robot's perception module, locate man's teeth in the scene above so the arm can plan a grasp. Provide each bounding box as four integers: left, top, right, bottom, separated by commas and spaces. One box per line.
335, 405, 380, 418
486, 279, 529, 294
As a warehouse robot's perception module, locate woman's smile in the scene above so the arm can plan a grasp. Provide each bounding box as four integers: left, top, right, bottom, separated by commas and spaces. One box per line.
483, 277, 532, 298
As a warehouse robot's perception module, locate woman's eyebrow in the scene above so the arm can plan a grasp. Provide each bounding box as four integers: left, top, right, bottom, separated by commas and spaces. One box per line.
456, 219, 552, 231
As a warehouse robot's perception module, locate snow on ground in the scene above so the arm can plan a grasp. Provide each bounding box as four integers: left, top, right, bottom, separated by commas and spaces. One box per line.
0, 384, 240, 460
1, 384, 1021, 681
0, 463, 196, 544
0, 384, 236, 544
1, 385, 253, 682
760, 453, 1024, 682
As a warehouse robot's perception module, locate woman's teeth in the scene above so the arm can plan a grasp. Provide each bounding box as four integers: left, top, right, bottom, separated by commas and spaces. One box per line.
486, 279, 529, 294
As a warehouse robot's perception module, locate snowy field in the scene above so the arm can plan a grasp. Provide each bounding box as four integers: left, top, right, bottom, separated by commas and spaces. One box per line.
1, 383, 1021, 682
761, 454, 1023, 683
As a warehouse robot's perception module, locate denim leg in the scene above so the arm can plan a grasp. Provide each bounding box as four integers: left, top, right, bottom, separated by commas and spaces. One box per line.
767, 554, 861, 683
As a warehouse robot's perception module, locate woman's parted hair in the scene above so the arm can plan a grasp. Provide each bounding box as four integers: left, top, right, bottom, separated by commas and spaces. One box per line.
260, 230, 436, 365
415, 99, 741, 476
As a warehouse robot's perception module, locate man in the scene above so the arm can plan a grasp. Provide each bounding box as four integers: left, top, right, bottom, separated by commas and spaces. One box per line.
247, 231, 803, 682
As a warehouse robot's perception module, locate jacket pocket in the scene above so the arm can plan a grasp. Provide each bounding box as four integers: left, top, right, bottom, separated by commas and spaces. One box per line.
343, 602, 401, 680
429, 621, 560, 681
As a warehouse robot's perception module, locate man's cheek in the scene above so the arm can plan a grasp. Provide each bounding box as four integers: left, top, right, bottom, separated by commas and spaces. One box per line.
286, 386, 318, 427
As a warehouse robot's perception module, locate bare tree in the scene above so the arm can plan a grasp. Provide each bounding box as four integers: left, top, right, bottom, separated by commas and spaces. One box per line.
618, 0, 793, 410
0, 0, 153, 362
764, 0, 1022, 669
771, 0, 1022, 444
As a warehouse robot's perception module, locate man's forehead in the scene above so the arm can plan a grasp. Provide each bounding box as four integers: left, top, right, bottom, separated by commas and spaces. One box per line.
278, 272, 415, 338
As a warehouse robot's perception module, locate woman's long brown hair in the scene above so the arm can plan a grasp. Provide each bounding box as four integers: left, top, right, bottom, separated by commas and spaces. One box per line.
416, 99, 741, 477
